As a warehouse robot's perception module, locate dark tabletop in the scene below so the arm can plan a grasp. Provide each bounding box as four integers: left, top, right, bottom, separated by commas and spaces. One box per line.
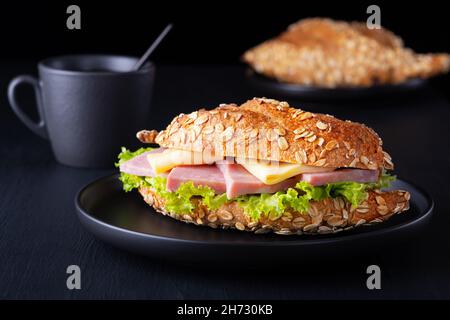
1, 61, 450, 299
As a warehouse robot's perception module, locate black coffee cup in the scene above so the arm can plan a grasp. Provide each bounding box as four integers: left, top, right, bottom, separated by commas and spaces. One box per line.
8, 54, 154, 167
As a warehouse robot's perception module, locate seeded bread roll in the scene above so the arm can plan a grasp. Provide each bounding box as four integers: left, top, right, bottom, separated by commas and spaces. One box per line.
243, 18, 450, 87
139, 186, 410, 235
138, 98, 393, 170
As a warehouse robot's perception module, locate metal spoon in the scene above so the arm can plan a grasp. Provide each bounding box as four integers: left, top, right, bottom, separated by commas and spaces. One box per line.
132, 23, 173, 70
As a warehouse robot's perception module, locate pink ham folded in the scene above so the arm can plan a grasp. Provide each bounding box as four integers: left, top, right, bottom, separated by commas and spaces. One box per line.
119, 148, 164, 177
217, 162, 300, 198
301, 168, 379, 185
166, 165, 227, 194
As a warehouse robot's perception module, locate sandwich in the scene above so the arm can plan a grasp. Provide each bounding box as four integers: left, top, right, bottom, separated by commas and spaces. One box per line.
116, 98, 410, 235
243, 18, 450, 87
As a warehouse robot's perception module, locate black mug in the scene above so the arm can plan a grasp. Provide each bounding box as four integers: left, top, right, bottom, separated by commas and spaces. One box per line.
8, 54, 154, 167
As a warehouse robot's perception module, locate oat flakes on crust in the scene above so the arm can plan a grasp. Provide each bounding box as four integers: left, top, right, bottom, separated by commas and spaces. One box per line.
138, 98, 393, 170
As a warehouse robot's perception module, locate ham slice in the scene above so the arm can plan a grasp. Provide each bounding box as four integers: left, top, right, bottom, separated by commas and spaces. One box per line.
166, 162, 300, 198
166, 165, 227, 194
301, 168, 379, 186
217, 162, 300, 198
119, 148, 164, 177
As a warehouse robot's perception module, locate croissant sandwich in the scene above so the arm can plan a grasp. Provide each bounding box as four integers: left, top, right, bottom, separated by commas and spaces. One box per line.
116, 98, 410, 235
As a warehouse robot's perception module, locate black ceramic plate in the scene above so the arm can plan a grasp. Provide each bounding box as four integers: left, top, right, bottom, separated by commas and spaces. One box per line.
246, 69, 426, 100
75, 174, 433, 264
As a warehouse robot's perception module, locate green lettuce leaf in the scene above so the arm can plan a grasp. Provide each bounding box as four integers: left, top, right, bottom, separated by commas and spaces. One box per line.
237, 188, 311, 221
295, 181, 329, 201
119, 173, 147, 192
326, 182, 367, 207
202, 193, 229, 211
145, 175, 167, 194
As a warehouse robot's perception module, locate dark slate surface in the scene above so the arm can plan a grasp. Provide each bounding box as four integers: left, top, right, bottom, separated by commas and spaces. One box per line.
1, 61, 449, 299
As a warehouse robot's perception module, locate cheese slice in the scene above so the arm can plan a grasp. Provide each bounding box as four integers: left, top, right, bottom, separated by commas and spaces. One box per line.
235, 158, 335, 185
147, 149, 223, 174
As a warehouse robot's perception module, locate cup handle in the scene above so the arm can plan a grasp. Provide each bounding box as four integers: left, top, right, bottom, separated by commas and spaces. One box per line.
7, 75, 48, 139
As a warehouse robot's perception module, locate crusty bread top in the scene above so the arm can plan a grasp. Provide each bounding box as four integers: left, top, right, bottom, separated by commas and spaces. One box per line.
138, 98, 393, 170
243, 18, 450, 87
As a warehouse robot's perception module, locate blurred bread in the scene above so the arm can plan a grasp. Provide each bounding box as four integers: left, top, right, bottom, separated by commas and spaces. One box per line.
243, 18, 450, 87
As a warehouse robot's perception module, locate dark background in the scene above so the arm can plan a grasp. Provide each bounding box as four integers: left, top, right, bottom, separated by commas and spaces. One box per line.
1, 1, 449, 63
